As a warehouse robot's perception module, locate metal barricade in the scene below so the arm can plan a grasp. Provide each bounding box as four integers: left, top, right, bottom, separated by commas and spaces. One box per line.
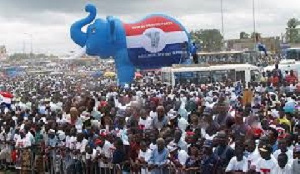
0, 142, 203, 174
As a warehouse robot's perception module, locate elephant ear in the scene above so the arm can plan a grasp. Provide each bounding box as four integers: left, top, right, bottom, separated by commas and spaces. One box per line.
107, 16, 116, 42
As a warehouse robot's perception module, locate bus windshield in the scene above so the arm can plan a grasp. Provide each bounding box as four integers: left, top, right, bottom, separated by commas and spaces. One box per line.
286, 48, 300, 60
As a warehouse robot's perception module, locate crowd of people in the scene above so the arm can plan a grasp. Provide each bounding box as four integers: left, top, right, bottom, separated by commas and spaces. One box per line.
0, 61, 299, 174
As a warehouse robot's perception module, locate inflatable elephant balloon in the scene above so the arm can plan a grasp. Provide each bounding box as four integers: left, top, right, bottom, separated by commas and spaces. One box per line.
70, 4, 191, 85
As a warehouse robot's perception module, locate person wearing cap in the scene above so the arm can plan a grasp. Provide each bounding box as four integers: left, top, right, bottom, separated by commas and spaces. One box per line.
95, 136, 113, 174
148, 138, 169, 174
200, 139, 219, 174
255, 144, 277, 174
213, 132, 234, 172
168, 143, 189, 171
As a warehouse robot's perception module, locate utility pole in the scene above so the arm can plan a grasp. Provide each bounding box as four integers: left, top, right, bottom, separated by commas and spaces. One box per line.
252, 0, 257, 46
24, 33, 33, 55
221, 0, 225, 50
22, 40, 26, 54
221, 0, 225, 38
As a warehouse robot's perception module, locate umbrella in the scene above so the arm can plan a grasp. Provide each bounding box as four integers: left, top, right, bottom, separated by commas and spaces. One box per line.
104, 71, 116, 77
92, 70, 103, 78
135, 72, 143, 78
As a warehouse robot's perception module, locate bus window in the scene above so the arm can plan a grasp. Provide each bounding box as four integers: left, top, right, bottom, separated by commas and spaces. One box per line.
162, 71, 171, 84
174, 72, 197, 85
251, 70, 261, 82
236, 71, 245, 83
197, 71, 211, 84
211, 70, 234, 83
286, 49, 300, 60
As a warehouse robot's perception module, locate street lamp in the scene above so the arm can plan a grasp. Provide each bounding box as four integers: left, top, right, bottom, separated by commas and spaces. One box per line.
252, 0, 257, 51
220, 0, 225, 39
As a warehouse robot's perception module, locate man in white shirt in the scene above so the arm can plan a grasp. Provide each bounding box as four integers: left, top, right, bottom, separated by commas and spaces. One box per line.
273, 139, 293, 164
15, 130, 31, 148
75, 133, 88, 154
95, 138, 113, 173
274, 153, 292, 174
137, 141, 152, 174
255, 145, 277, 174
292, 145, 300, 174
138, 109, 152, 130
225, 146, 248, 173
168, 129, 188, 152
245, 139, 260, 169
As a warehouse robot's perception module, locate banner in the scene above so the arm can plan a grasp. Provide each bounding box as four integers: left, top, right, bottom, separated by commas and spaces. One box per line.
124, 16, 189, 69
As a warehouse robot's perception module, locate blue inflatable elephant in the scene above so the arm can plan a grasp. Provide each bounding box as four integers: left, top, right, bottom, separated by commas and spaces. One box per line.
70, 4, 191, 85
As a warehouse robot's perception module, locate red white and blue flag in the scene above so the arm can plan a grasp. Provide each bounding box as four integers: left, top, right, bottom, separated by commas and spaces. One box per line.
0, 91, 13, 105
124, 16, 188, 69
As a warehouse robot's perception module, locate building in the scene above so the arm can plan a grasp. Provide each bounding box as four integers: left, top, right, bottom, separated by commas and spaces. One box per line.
226, 37, 281, 54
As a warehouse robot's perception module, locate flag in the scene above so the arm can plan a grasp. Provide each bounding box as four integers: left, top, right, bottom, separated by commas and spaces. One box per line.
257, 43, 268, 56
0, 92, 13, 108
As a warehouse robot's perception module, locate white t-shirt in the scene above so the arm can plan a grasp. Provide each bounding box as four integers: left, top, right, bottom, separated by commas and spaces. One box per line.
85, 149, 97, 161
273, 164, 292, 174
225, 156, 248, 173
15, 137, 31, 148
256, 157, 277, 174
177, 150, 189, 166
273, 149, 293, 164
138, 117, 153, 130
178, 117, 188, 132
66, 136, 76, 150
75, 139, 88, 153
96, 140, 114, 168
149, 143, 157, 151
247, 149, 261, 168
138, 148, 152, 174
149, 111, 157, 119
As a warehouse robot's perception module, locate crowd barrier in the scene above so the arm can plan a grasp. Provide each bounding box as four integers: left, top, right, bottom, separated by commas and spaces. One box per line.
0, 142, 201, 174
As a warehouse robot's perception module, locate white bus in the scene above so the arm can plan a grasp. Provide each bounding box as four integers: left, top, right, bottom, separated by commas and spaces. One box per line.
161, 64, 261, 86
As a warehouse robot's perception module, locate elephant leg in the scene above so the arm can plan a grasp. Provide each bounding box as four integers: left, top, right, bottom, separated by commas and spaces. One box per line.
115, 49, 135, 86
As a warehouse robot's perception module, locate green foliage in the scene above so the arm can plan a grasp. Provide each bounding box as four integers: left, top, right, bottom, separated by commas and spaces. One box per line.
9, 53, 58, 60
240, 32, 250, 39
190, 29, 223, 52
250, 32, 261, 39
286, 18, 300, 43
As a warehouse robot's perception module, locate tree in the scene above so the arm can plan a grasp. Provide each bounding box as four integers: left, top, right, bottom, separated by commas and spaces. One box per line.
190, 29, 223, 52
286, 18, 300, 43
240, 32, 250, 39
251, 32, 261, 40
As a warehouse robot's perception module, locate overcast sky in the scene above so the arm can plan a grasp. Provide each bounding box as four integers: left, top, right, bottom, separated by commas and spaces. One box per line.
0, 0, 299, 55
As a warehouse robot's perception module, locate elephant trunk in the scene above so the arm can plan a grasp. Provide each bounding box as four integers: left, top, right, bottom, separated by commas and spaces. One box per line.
70, 4, 97, 47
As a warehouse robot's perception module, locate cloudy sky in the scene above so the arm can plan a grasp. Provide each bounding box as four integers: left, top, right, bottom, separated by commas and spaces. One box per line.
0, 0, 299, 55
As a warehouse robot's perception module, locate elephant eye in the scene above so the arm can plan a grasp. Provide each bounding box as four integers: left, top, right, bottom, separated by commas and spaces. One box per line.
91, 28, 96, 34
